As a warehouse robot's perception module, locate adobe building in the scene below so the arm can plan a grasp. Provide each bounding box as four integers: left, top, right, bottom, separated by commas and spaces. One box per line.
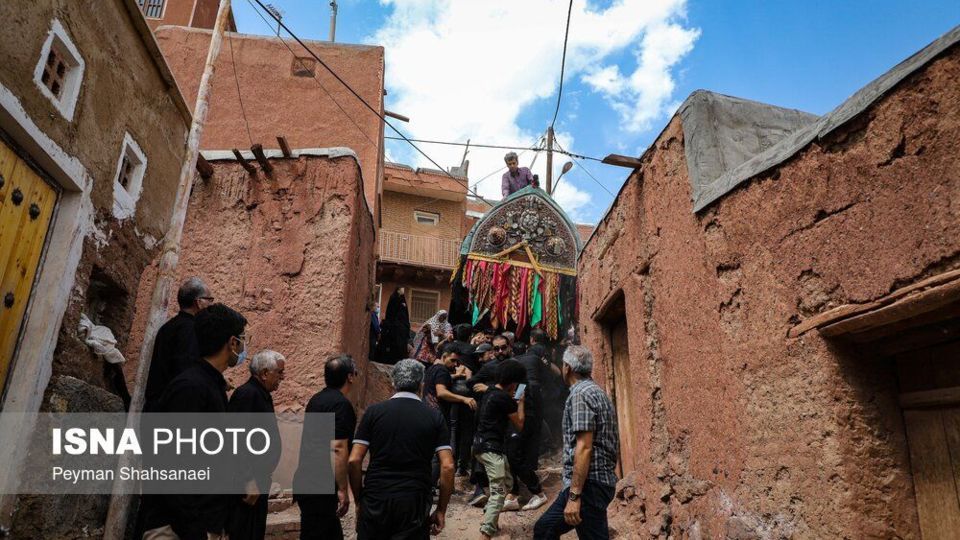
136, 0, 238, 32
0, 0, 192, 536
579, 26, 960, 538
128, 149, 376, 414
154, 25, 385, 219
377, 163, 468, 327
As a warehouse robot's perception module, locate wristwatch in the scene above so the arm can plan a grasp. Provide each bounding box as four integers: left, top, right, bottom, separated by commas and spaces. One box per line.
568, 490, 581, 501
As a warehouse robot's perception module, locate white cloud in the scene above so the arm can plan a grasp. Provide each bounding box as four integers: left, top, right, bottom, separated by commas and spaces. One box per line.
371, 0, 698, 213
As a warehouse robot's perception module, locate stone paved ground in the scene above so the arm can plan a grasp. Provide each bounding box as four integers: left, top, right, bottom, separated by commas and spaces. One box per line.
266, 462, 597, 539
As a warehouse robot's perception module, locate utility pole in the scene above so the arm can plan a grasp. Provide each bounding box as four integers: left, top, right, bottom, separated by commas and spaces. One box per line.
330, 0, 338, 42
102, 1, 232, 537
546, 126, 555, 194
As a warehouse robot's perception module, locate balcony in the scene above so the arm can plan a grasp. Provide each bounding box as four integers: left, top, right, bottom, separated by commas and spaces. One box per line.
379, 230, 461, 270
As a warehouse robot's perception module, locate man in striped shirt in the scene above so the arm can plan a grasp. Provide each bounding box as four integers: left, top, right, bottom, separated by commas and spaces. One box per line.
534, 345, 620, 539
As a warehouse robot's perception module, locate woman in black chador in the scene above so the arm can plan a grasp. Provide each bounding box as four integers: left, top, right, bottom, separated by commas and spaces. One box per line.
375, 288, 411, 364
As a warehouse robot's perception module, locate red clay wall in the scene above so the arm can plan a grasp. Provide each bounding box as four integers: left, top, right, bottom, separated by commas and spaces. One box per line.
126, 155, 375, 413
155, 26, 385, 217
578, 48, 960, 538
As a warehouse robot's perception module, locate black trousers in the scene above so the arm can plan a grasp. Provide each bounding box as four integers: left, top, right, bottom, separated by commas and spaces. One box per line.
298, 494, 343, 540
455, 403, 477, 472
508, 407, 543, 496
357, 492, 431, 540
225, 494, 268, 540
533, 481, 615, 540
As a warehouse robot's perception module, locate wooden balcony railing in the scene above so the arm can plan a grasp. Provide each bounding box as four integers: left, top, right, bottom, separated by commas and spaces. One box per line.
379, 230, 461, 270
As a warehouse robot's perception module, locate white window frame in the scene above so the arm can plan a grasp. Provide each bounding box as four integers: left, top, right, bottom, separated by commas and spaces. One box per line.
410, 288, 441, 323
112, 133, 147, 220
33, 19, 85, 122
414, 210, 440, 226
138, 0, 168, 19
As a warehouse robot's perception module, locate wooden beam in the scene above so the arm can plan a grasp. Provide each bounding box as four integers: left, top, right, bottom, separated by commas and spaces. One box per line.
195, 154, 214, 180
232, 149, 256, 174
602, 153, 643, 169
788, 269, 960, 338
250, 144, 273, 173
900, 386, 960, 409
277, 136, 292, 157
820, 280, 960, 337
385, 110, 410, 122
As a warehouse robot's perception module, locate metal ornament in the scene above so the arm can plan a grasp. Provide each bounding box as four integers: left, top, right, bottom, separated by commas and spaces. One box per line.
29, 203, 41, 220
0, 173, 5, 189
3, 292, 13, 308
11, 188, 23, 205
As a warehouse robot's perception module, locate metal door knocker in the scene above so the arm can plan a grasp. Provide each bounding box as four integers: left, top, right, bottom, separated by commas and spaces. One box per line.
11, 188, 23, 205
29, 203, 40, 220
3, 293, 13, 308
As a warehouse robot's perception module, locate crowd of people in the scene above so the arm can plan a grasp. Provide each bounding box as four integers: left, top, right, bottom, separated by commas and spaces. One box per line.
140, 278, 620, 540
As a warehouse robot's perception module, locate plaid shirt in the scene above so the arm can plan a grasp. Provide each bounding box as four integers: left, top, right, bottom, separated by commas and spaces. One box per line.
562, 378, 620, 487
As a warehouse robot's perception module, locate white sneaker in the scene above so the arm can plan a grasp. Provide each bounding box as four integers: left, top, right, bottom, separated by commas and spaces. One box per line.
521, 493, 548, 511
502, 497, 520, 511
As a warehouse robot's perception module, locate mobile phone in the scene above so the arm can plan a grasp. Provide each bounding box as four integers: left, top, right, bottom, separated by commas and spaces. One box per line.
514, 383, 526, 400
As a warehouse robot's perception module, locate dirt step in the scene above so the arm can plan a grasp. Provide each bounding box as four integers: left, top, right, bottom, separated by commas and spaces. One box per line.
268, 497, 294, 514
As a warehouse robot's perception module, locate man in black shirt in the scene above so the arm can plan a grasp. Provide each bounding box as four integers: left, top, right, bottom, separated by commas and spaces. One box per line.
467, 335, 510, 394
423, 348, 476, 418
144, 277, 213, 412
226, 350, 285, 540
505, 329, 550, 512
294, 354, 359, 540
475, 359, 526, 539
348, 359, 455, 539
143, 303, 248, 540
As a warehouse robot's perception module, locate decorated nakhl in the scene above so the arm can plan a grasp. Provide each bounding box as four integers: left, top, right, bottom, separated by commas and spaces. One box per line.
450, 186, 580, 340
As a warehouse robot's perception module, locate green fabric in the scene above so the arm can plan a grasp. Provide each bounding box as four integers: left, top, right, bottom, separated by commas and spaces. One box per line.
557, 292, 562, 328
530, 274, 542, 328
477, 452, 513, 536
472, 302, 480, 326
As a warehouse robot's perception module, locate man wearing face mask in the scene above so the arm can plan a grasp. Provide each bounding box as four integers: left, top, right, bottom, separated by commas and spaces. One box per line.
226, 350, 285, 540
143, 303, 249, 540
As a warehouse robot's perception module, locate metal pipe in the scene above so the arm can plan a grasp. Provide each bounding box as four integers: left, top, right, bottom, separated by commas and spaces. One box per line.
101, 1, 232, 537
330, 0, 338, 42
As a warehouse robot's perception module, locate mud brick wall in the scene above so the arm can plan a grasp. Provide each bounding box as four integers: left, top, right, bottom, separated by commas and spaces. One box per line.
126, 155, 376, 414
578, 47, 960, 538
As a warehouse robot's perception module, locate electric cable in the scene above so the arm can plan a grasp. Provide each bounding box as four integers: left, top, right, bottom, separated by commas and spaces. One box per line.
550, 0, 574, 128
227, 32, 254, 146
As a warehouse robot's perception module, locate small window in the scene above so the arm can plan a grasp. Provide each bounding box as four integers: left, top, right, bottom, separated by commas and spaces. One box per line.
410, 289, 441, 323
137, 0, 166, 19
33, 20, 85, 121
414, 211, 439, 226
112, 133, 147, 220
291, 57, 317, 77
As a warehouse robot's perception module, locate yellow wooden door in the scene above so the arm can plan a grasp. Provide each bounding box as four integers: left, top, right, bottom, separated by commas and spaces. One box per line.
610, 320, 636, 476
0, 140, 58, 397
904, 407, 960, 539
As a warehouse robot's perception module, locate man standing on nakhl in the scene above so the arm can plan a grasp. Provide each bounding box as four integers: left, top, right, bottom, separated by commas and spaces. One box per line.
533, 346, 620, 540
226, 350, 285, 540
295, 354, 359, 539
349, 359, 455, 539
143, 277, 213, 412
501, 151, 538, 197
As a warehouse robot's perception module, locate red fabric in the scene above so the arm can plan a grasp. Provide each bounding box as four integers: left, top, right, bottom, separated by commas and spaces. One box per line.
516, 267, 530, 335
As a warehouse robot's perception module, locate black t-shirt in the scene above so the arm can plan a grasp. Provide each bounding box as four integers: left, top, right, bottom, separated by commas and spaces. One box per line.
294, 387, 357, 498
354, 395, 450, 498
145, 312, 200, 412
475, 387, 518, 454
423, 363, 454, 418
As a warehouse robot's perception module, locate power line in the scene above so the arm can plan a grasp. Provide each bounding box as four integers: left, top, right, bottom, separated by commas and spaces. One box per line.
250, 0, 497, 208
383, 136, 603, 162
550, 0, 574, 128
245, 0, 379, 150
553, 138, 615, 197
227, 32, 254, 146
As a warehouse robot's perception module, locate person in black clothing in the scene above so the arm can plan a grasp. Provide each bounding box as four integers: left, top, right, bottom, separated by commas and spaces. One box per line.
226, 350, 285, 540
144, 277, 213, 412
142, 303, 248, 540
475, 359, 527, 539
468, 335, 510, 394
348, 359, 455, 539
465, 341, 499, 506
369, 303, 381, 361
504, 329, 550, 512
375, 288, 410, 364
295, 354, 359, 540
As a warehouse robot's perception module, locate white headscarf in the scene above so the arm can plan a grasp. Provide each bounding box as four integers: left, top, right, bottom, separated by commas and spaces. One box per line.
422, 310, 451, 343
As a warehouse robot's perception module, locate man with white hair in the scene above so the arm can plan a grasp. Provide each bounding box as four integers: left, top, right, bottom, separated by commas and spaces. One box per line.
226, 350, 285, 540
533, 345, 619, 540
349, 359, 455, 539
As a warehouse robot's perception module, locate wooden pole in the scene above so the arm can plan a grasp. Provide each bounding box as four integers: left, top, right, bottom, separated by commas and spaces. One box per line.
102, 2, 232, 538
546, 126, 555, 194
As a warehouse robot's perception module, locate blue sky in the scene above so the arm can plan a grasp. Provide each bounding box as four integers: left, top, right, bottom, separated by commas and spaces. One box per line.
233, 0, 959, 223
